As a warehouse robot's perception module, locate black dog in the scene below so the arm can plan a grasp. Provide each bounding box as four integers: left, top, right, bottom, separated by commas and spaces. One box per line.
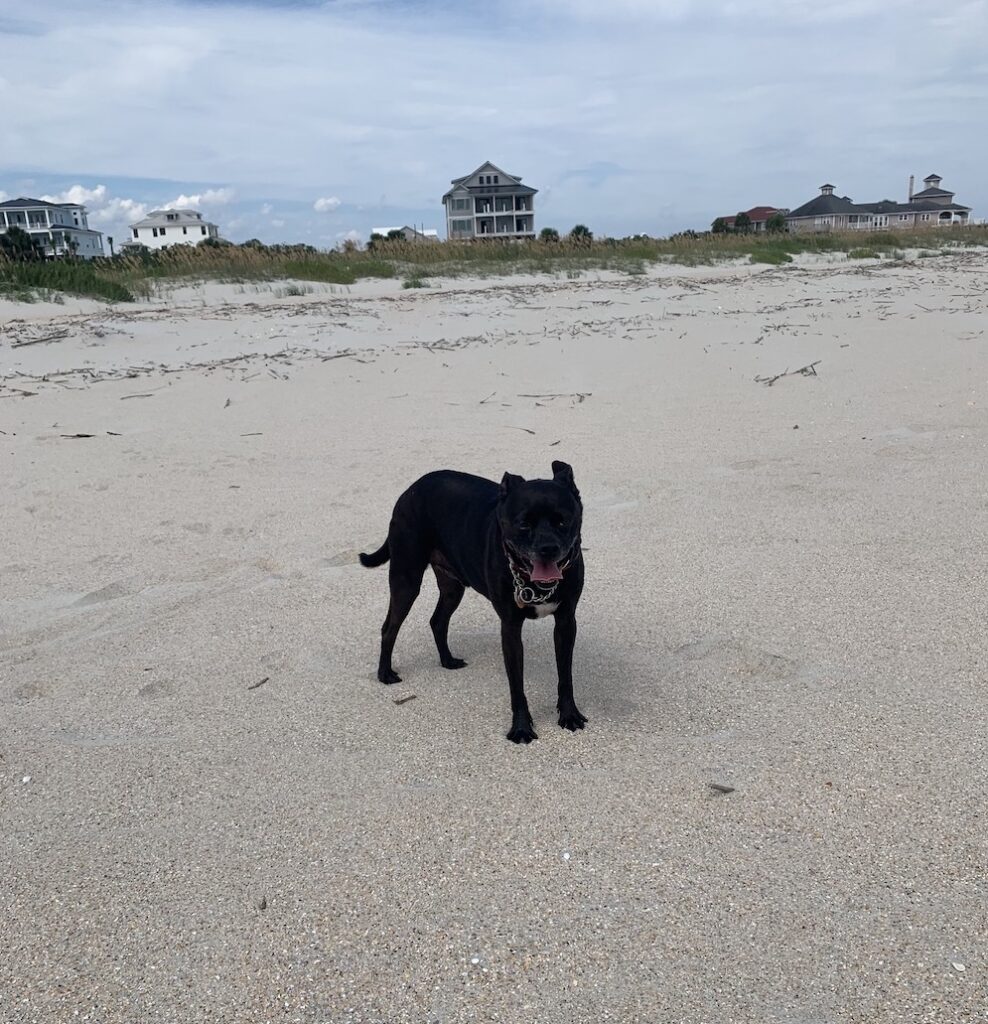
359, 462, 586, 743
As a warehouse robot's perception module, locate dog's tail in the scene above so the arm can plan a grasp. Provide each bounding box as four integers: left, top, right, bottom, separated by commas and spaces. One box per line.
359, 540, 390, 568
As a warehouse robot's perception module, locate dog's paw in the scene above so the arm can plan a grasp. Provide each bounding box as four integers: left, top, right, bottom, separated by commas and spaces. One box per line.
441, 656, 468, 670
378, 668, 402, 685
557, 703, 588, 732
507, 717, 539, 744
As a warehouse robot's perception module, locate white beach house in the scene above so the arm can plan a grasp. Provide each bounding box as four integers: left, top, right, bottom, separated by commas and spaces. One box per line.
129, 209, 220, 250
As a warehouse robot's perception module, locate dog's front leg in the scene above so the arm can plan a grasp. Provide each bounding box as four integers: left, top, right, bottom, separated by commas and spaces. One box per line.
500, 615, 537, 743
554, 609, 588, 732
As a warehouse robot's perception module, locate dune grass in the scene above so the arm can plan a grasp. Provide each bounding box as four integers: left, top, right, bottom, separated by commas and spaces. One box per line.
2, 225, 986, 304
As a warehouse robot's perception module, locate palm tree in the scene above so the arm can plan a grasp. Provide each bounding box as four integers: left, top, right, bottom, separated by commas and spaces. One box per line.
539, 227, 560, 242
0, 225, 42, 261
569, 224, 593, 244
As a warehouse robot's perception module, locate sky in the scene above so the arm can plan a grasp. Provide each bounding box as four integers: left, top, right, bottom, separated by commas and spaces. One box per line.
1, 0, 986, 246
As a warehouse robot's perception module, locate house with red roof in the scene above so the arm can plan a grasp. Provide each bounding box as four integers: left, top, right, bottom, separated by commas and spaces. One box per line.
718, 206, 787, 233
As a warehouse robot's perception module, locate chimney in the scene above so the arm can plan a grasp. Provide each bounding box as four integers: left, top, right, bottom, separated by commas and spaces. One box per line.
908, 175, 914, 201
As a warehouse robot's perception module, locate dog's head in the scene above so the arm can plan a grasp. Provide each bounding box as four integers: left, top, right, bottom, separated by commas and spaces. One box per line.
498, 461, 582, 582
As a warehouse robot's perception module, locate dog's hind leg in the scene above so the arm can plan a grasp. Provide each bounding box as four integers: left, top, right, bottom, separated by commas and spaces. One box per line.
377, 555, 426, 685
430, 567, 467, 670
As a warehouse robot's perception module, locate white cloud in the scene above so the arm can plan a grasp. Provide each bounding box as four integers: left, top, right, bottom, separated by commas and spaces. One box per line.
314, 196, 342, 213
0, 190, 9, 202
39, 183, 148, 240
260, 202, 273, 215
163, 187, 234, 210
271, 218, 285, 227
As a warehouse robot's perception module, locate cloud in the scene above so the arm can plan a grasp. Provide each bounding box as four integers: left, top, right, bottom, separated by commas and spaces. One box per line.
271, 218, 285, 227
39, 183, 148, 239
260, 203, 273, 215
314, 196, 342, 213
163, 187, 234, 210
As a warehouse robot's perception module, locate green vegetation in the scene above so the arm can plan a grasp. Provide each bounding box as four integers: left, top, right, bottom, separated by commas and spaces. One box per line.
3, 225, 987, 304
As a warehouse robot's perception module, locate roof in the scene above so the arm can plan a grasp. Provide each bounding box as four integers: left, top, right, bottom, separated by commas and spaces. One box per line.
443, 183, 537, 201
0, 197, 84, 210
787, 193, 859, 218
910, 186, 954, 199
443, 161, 536, 201
789, 195, 970, 218
923, 173, 942, 181
132, 209, 215, 228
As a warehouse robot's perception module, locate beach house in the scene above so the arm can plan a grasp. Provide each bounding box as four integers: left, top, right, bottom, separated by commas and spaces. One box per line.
128, 209, 220, 250
786, 175, 971, 233
0, 197, 105, 258
442, 162, 536, 240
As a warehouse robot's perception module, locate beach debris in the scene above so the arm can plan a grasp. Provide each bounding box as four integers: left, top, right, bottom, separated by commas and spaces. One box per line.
393, 694, 417, 706
562, 851, 571, 862
259, 895, 268, 911
507, 426, 536, 435
755, 360, 821, 386
549, 440, 561, 446
224, 398, 231, 408
951, 962, 966, 973
247, 676, 270, 691
0, 387, 37, 398
709, 783, 735, 795
479, 391, 497, 404
10, 329, 70, 348
59, 433, 95, 439
518, 392, 591, 403
22, 775, 31, 784
120, 393, 155, 400
240, 432, 263, 437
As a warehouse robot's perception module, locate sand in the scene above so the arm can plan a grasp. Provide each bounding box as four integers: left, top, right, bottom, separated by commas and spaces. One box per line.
1, 252, 986, 1023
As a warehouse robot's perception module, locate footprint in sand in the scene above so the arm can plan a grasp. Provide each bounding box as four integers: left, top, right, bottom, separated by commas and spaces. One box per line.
73, 581, 129, 607
321, 550, 360, 568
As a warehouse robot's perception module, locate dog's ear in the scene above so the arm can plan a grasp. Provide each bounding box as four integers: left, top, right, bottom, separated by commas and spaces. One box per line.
551, 460, 581, 501
499, 472, 525, 500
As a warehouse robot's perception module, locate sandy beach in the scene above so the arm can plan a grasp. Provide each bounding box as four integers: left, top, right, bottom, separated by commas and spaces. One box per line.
2, 252, 986, 1023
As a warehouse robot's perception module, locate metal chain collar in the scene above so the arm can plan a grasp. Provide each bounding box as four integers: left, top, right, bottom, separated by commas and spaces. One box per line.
504, 545, 573, 608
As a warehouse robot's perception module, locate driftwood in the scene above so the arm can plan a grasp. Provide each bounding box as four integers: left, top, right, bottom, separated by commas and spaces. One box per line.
11, 329, 70, 348
755, 360, 821, 386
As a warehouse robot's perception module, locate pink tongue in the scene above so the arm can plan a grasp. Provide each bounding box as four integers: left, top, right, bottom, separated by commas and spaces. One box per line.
530, 559, 563, 582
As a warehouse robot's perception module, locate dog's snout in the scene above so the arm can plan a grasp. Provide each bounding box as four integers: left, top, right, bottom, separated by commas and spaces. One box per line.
536, 542, 560, 559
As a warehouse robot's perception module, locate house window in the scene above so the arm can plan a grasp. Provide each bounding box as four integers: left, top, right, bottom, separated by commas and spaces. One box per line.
152, 227, 158, 237
183, 227, 188, 234
494, 176, 499, 184
201, 226, 206, 235
133, 228, 138, 238
160, 227, 166, 235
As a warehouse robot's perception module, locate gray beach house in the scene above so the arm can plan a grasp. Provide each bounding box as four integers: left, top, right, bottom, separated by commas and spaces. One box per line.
442, 162, 536, 240
0, 197, 105, 258
786, 174, 971, 233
